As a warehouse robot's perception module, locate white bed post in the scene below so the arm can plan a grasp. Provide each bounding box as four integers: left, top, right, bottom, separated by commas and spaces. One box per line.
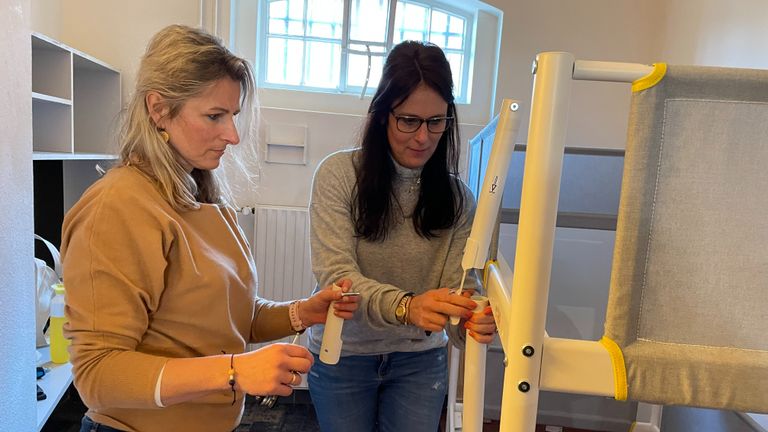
447, 345, 462, 432
461, 296, 490, 432
498, 52, 574, 432
458, 99, 521, 432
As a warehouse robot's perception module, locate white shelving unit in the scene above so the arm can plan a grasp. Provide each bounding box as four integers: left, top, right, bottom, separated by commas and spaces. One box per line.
32, 32, 121, 159
36, 346, 73, 431
32, 33, 120, 431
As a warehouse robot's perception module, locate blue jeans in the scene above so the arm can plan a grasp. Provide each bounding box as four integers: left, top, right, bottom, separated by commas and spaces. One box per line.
79, 416, 125, 432
308, 346, 447, 432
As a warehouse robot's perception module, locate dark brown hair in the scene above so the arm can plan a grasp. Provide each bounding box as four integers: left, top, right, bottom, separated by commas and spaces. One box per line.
353, 40, 464, 240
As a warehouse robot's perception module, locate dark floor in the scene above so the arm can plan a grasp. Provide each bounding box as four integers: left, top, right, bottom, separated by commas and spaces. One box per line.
41, 386, 323, 432
236, 391, 320, 432
42, 385, 601, 432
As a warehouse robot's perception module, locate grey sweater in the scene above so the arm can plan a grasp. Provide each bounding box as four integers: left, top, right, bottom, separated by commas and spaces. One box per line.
307, 149, 479, 356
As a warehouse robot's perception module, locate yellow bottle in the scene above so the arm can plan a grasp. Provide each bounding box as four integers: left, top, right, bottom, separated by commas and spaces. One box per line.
49, 283, 70, 364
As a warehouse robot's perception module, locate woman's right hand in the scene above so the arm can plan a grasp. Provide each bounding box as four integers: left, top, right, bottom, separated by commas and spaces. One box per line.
233, 343, 313, 396
408, 288, 476, 332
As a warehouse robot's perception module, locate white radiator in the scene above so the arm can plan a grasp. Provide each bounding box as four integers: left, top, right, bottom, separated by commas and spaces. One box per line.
252, 205, 316, 302
246, 206, 316, 384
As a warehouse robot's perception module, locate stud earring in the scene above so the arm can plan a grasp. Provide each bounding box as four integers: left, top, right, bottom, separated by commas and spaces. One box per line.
158, 129, 170, 143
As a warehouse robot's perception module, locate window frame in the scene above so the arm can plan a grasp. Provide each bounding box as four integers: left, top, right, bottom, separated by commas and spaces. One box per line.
255, 0, 475, 103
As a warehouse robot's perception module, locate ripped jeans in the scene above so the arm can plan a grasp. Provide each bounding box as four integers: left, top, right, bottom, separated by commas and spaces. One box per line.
308, 346, 447, 432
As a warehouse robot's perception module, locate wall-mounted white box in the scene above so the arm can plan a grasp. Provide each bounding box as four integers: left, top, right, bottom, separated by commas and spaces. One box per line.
265, 123, 307, 165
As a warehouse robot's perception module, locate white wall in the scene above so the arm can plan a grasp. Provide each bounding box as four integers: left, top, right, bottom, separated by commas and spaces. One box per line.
0, 0, 35, 430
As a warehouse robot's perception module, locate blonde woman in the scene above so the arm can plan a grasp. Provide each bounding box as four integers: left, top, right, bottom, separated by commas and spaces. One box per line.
61, 24, 358, 432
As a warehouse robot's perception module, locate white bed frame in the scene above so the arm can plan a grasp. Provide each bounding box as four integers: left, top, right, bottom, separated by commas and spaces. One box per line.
449, 52, 662, 432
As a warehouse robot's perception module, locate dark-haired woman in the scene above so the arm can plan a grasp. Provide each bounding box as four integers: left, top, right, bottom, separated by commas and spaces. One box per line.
306, 40, 496, 432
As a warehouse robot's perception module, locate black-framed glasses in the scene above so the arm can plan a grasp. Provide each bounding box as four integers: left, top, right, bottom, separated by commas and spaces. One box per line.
390, 112, 454, 134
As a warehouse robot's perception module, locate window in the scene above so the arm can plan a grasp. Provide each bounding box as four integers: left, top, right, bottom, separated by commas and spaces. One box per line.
257, 0, 474, 102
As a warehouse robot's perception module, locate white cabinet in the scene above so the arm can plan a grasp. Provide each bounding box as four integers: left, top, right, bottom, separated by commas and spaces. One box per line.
31, 33, 120, 159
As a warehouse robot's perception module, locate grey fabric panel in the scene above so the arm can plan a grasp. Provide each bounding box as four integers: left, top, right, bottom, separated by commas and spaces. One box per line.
604, 65, 768, 413
624, 341, 768, 413
639, 99, 768, 350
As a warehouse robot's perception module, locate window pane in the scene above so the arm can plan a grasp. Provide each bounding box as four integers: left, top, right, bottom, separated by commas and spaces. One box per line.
270, 0, 287, 16
449, 15, 464, 35
402, 30, 425, 41
347, 53, 384, 88
350, 0, 389, 42
266, 37, 304, 85
305, 41, 341, 88
287, 0, 305, 35
403, 3, 427, 34
446, 52, 463, 94
268, 0, 290, 34
429, 32, 446, 46
394, 1, 427, 42
430, 11, 464, 49
431, 10, 447, 33
307, 0, 343, 39
269, 0, 305, 35
447, 35, 463, 50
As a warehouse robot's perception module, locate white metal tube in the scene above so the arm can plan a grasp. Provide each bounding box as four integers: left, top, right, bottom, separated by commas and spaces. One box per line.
573, 60, 653, 83
539, 338, 615, 396
485, 259, 512, 350
462, 296, 490, 432
461, 99, 522, 271
499, 51, 575, 432
446, 345, 461, 432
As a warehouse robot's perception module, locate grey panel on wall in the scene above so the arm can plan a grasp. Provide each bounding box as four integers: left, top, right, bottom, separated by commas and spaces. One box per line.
468, 124, 625, 227
497, 150, 624, 215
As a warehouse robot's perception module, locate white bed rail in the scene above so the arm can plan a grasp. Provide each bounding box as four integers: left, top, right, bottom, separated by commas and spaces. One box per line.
494, 52, 655, 432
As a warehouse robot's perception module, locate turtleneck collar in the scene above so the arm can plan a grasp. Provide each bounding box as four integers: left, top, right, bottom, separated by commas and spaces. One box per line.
390, 153, 423, 180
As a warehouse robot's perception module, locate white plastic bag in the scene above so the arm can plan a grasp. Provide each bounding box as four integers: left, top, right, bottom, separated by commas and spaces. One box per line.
34, 234, 62, 348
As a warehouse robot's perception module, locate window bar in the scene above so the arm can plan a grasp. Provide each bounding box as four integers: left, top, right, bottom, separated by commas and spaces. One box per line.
339, 0, 352, 93
386, 0, 397, 50
301, 0, 309, 86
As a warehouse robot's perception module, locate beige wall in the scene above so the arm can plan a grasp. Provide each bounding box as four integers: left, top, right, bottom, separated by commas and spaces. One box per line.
32, 0, 201, 106
486, 0, 664, 149
658, 0, 768, 68
31, 0, 62, 39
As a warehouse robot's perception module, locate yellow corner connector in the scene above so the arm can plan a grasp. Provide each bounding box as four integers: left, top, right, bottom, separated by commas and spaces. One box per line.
632, 63, 667, 93
599, 336, 628, 401
482, 260, 498, 287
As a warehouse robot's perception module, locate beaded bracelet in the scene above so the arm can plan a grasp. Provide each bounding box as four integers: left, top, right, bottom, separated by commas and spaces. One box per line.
222, 351, 236, 405
289, 300, 307, 332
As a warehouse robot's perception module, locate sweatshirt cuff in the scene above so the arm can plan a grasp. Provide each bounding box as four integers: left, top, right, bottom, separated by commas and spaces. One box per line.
154, 363, 167, 407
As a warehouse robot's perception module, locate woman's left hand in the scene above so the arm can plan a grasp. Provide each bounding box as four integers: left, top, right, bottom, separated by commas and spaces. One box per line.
299, 279, 359, 326
464, 305, 496, 344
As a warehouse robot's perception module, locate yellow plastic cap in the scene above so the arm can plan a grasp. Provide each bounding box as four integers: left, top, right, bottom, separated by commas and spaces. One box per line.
53, 283, 65, 294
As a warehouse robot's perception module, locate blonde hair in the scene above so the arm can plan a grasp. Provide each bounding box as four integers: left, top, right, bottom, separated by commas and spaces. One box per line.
119, 24, 258, 211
